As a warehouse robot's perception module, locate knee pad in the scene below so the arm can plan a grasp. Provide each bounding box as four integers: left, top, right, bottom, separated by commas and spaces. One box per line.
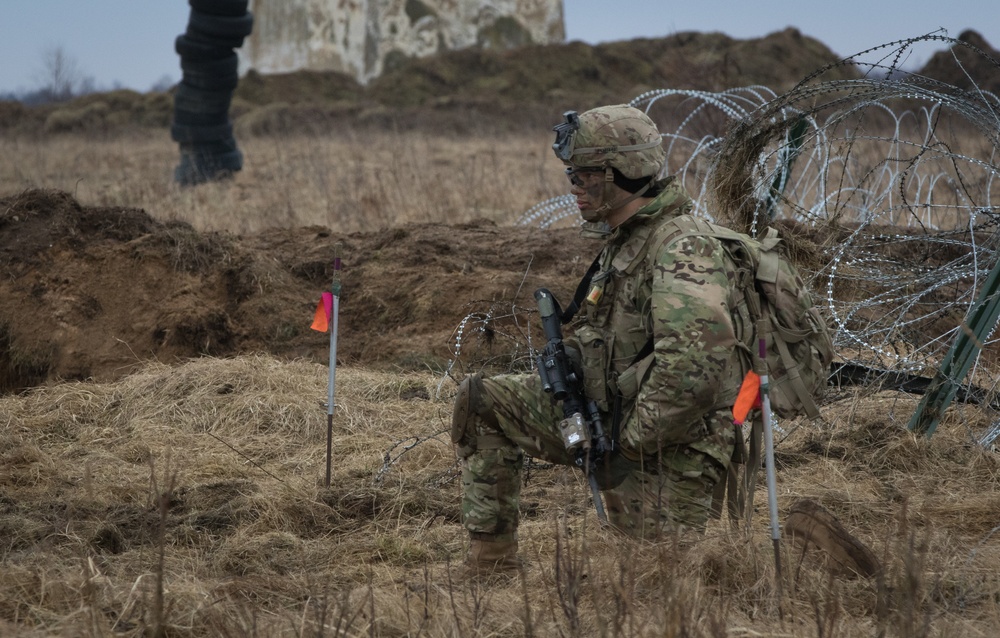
451, 375, 500, 459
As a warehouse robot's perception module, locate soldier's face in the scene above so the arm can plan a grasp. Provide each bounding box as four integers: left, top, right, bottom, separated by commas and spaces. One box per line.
566, 168, 605, 220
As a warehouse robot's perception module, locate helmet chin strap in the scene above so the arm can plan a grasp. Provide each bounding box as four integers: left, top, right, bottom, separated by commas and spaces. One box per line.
582, 167, 652, 223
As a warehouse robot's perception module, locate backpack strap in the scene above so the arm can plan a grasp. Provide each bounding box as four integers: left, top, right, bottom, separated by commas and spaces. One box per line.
756, 231, 782, 283
711, 423, 743, 520
710, 413, 762, 527
740, 415, 763, 525
770, 324, 822, 419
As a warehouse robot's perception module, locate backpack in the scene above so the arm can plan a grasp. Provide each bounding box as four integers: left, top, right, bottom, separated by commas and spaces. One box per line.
657, 216, 835, 420
650, 215, 835, 525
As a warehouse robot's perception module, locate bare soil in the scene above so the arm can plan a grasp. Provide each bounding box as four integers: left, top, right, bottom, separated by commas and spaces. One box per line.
0, 188, 592, 393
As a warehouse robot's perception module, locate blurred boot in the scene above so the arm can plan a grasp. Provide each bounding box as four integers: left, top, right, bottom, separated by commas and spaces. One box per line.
458, 535, 522, 581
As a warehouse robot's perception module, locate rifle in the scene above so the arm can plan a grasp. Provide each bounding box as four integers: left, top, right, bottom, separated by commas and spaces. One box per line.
534, 288, 611, 524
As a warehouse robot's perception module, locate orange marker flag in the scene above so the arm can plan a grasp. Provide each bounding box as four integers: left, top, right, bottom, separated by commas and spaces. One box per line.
732, 370, 762, 425
310, 292, 334, 332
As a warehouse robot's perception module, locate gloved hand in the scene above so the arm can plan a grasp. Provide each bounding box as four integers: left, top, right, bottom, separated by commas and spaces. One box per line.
591, 447, 640, 491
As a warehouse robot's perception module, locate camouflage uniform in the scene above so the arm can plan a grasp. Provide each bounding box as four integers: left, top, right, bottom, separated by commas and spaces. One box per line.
455, 178, 742, 540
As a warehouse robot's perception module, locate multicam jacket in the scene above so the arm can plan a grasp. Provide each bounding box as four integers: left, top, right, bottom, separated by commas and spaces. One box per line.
569, 176, 747, 467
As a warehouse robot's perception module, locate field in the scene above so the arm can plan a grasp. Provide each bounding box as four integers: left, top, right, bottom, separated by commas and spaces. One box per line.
2, 350, 1000, 637
3, 33, 1000, 634
0, 129, 560, 235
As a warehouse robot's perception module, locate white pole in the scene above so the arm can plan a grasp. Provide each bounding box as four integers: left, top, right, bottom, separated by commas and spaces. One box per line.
325, 246, 343, 488
757, 320, 783, 613
760, 370, 781, 549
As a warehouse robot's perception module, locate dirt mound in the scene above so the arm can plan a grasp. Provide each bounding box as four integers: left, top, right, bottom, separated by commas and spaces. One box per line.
366, 28, 856, 110
917, 30, 1000, 94
236, 28, 859, 134
3, 29, 858, 137
0, 189, 590, 393
8, 29, 998, 138
0, 90, 173, 135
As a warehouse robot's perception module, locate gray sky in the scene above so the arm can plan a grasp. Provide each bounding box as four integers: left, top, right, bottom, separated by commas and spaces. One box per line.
0, 1, 993, 94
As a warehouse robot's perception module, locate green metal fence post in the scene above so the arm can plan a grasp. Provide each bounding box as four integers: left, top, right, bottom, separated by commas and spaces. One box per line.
908, 255, 1000, 436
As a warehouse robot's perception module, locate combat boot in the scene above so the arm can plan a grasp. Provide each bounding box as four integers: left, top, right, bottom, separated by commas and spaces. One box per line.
459, 534, 522, 580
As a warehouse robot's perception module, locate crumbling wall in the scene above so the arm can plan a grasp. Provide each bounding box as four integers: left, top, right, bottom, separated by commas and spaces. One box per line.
238, 0, 564, 84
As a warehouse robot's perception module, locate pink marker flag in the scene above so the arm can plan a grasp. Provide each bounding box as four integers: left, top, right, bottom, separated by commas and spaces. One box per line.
310, 292, 334, 332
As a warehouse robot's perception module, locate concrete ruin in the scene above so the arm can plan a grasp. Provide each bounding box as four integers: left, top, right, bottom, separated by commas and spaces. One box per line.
238, 0, 565, 84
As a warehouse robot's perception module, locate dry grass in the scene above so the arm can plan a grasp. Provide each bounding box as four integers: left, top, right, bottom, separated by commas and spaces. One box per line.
0, 354, 998, 636
0, 129, 564, 235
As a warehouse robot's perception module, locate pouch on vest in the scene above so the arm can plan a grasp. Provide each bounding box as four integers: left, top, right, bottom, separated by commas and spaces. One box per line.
574, 324, 613, 412
614, 352, 655, 401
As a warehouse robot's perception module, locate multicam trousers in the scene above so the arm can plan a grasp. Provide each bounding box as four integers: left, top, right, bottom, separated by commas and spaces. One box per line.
455, 372, 733, 541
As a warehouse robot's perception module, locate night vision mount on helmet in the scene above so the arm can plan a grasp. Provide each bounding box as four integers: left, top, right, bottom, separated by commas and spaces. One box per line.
551, 105, 666, 180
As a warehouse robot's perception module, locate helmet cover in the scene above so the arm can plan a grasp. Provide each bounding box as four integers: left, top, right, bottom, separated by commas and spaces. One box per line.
552, 104, 665, 180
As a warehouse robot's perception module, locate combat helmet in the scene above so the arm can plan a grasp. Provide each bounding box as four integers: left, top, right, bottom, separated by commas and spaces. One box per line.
552, 104, 665, 179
